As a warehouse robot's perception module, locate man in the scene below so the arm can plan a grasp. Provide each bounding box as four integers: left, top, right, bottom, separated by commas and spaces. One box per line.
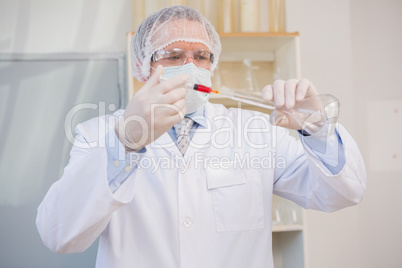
37, 5, 366, 268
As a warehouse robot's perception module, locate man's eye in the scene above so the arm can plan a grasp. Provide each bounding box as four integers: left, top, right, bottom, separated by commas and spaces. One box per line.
166, 55, 181, 61
195, 56, 206, 61
195, 53, 210, 61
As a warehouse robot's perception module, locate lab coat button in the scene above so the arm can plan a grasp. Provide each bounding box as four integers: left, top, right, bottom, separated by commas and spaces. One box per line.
183, 218, 192, 228
124, 165, 131, 172
113, 160, 120, 167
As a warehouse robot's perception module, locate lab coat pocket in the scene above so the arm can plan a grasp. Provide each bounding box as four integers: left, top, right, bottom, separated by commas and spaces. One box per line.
206, 164, 265, 232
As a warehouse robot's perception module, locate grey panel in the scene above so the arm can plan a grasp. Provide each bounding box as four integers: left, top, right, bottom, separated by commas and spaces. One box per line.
0, 54, 126, 267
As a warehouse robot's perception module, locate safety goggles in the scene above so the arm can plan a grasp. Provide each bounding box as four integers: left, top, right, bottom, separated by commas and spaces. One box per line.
151, 48, 214, 69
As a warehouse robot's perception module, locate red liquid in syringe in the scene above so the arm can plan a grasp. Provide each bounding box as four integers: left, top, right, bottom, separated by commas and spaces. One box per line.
192, 84, 220, 94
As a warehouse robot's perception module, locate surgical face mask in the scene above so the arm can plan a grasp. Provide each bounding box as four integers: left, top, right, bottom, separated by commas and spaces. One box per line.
160, 63, 211, 114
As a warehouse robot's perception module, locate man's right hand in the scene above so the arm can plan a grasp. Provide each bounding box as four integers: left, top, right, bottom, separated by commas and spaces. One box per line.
116, 65, 189, 151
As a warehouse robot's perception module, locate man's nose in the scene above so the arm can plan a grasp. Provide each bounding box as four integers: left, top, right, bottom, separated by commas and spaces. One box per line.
183, 56, 195, 65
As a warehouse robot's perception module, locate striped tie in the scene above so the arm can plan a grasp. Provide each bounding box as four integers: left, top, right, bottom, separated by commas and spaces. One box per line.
174, 117, 194, 156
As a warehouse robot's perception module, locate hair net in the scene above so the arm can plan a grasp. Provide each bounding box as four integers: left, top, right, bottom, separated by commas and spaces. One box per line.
130, 5, 222, 82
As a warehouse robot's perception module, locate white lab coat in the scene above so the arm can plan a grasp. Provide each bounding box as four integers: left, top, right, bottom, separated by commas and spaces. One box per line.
36, 102, 366, 268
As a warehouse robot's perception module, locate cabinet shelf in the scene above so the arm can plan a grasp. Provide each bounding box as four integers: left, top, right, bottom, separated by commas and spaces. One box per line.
219, 33, 299, 56
272, 224, 304, 233
210, 33, 300, 114
218, 32, 299, 37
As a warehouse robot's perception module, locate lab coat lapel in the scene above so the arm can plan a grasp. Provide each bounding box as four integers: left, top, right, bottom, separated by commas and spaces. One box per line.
152, 129, 211, 159
184, 103, 216, 158
184, 125, 212, 157
152, 131, 181, 156
152, 103, 217, 158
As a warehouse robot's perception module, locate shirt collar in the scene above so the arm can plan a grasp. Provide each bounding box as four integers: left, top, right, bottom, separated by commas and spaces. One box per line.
186, 106, 207, 128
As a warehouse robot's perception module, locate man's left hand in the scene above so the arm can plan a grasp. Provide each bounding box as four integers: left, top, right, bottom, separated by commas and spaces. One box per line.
261, 79, 319, 130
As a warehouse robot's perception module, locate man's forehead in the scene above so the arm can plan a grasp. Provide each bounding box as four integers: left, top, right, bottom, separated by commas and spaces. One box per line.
151, 19, 210, 49
162, 41, 209, 51
165, 19, 204, 29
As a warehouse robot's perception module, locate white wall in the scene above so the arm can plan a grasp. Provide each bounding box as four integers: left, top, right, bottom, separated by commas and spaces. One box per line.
287, 0, 402, 267
351, 0, 402, 268
285, 1, 362, 267
0, 0, 132, 53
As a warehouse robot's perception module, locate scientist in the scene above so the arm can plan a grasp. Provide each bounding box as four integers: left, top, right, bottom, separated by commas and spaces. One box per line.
36, 5, 366, 268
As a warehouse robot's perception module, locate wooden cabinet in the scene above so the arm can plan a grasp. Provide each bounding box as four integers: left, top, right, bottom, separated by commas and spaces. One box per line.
209, 32, 300, 113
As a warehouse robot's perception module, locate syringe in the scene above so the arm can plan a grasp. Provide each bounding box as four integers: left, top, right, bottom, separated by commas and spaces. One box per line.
192, 84, 276, 110
160, 76, 272, 108
191, 84, 340, 137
